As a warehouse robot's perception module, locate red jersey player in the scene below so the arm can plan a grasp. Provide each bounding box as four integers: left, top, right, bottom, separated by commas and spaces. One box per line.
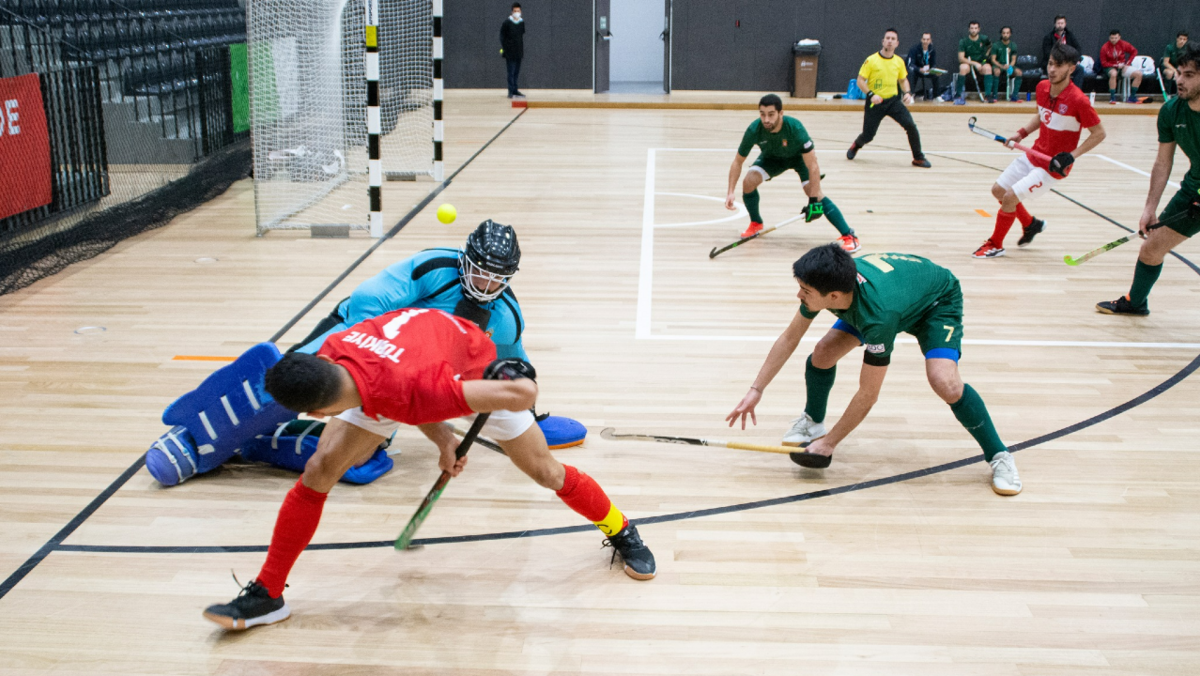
203, 308, 656, 630
974, 43, 1106, 259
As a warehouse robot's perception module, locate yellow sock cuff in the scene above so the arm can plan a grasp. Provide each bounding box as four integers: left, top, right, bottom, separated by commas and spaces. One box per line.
594, 504, 626, 537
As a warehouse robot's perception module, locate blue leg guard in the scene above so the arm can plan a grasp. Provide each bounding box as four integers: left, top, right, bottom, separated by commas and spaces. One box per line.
145, 343, 296, 486
240, 420, 394, 484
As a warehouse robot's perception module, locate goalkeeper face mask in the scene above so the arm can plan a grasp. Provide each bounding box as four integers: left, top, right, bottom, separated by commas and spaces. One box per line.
460, 255, 514, 302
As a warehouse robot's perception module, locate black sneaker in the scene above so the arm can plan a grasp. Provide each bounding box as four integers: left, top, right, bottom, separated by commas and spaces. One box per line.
604, 524, 656, 580
203, 578, 291, 630
846, 143, 858, 160
1096, 295, 1149, 316
912, 157, 931, 168
1017, 218, 1046, 247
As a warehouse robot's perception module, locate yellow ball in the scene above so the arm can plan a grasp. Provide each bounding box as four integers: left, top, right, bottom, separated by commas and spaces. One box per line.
436, 203, 457, 224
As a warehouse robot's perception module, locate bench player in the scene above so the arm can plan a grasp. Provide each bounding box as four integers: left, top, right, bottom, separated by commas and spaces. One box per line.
1098, 44, 1200, 315
725, 244, 1022, 497
203, 308, 656, 630
974, 43, 1106, 259
726, 94, 861, 252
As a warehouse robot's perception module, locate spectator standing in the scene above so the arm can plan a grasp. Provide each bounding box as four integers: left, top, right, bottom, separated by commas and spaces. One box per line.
1042, 15, 1084, 89
1101, 30, 1142, 104
500, 3, 525, 98
906, 33, 939, 101
990, 27, 1023, 102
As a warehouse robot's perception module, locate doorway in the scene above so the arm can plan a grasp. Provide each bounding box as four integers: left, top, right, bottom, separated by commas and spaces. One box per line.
600, 0, 670, 94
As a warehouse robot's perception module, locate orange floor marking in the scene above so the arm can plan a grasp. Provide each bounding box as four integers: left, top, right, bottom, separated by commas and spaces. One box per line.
975, 209, 992, 218
172, 355, 238, 362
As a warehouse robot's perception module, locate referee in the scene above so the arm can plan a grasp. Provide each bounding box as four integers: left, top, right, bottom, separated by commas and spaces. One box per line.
847, 28, 931, 168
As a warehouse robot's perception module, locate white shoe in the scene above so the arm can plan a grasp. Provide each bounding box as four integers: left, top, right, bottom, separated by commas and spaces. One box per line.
989, 451, 1022, 496
782, 413, 827, 447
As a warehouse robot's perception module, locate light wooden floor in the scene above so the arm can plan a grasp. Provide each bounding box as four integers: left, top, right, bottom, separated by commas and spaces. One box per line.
2, 90, 1199, 675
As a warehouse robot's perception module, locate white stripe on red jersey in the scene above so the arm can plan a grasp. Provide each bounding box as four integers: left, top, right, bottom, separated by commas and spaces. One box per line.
1029, 79, 1100, 178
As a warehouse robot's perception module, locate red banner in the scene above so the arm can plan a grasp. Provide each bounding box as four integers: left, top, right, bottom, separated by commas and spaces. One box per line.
0, 73, 52, 220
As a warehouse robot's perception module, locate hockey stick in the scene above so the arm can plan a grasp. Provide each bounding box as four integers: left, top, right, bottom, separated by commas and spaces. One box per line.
968, 66, 985, 101
966, 117, 1052, 163
394, 413, 490, 550
599, 427, 797, 455
1064, 199, 1197, 265
709, 215, 803, 259
447, 422, 506, 455
1157, 69, 1173, 102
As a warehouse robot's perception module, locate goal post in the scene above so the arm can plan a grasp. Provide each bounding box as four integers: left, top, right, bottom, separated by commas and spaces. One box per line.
248, 0, 440, 237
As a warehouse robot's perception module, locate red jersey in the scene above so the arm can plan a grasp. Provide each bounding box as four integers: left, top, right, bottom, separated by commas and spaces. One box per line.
318, 308, 497, 425
1030, 79, 1100, 178
1099, 40, 1137, 68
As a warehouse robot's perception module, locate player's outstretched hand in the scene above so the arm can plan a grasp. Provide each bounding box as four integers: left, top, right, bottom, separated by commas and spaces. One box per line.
805, 436, 835, 458
439, 440, 469, 477
725, 192, 737, 211
725, 388, 761, 430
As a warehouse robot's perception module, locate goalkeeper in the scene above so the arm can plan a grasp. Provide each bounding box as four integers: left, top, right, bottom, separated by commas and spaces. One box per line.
294, 220, 527, 361
725, 94, 861, 253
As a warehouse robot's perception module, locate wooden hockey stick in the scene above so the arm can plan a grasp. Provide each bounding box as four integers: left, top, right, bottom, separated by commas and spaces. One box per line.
967, 117, 1052, 163
709, 215, 803, 259
599, 427, 798, 455
394, 413, 490, 550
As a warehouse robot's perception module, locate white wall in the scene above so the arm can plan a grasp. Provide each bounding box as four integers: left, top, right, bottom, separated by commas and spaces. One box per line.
609, 0, 665, 83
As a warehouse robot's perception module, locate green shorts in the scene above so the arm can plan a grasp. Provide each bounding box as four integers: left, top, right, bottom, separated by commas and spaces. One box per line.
751, 154, 810, 182
1161, 187, 1200, 238
911, 282, 964, 360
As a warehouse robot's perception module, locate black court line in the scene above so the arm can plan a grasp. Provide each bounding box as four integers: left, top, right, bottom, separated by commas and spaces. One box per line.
0, 109, 528, 601
4, 133, 1196, 586
51, 348, 1200, 554
42, 176, 1200, 555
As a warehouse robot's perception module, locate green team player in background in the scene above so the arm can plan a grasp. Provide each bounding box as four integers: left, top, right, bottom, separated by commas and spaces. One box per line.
726, 244, 1022, 496
990, 26, 1023, 102
1098, 44, 1200, 315
955, 20, 993, 104
725, 94, 861, 252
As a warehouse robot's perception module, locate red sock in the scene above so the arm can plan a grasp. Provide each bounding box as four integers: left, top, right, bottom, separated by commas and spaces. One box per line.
257, 479, 327, 597
989, 210, 1017, 248
556, 465, 627, 535
1013, 203, 1034, 227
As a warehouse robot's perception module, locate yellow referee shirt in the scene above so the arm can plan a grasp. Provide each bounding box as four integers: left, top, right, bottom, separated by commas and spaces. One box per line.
858, 52, 908, 99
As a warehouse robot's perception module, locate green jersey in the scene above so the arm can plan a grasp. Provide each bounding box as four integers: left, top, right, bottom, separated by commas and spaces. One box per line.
958, 35, 991, 63
800, 253, 960, 361
1158, 97, 1200, 192
991, 40, 1017, 67
1164, 42, 1185, 66
737, 116, 814, 161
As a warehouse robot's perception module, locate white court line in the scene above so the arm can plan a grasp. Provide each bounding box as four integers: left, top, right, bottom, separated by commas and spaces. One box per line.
641, 334, 1200, 349
636, 147, 656, 340
654, 192, 747, 228
1093, 154, 1182, 190
658, 148, 1021, 155
636, 148, 1197, 350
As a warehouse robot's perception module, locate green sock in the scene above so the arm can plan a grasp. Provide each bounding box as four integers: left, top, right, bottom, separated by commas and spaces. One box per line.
1128, 260, 1163, 308
820, 197, 852, 236
949, 384, 1007, 461
984, 74, 995, 96
743, 190, 762, 224
956, 77, 965, 96
1109, 88, 1117, 98
1011, 75, 1023, 97
803, 355, 836, 423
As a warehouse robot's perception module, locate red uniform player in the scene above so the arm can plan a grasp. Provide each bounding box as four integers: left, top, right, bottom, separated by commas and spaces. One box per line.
974, 43, 1106, 259
203, 308, 656, 630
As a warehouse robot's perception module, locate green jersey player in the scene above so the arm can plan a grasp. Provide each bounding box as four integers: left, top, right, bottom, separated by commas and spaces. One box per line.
725, 94, 860, 252
1098, 44, 1200, 315
726, 244, 1022, 496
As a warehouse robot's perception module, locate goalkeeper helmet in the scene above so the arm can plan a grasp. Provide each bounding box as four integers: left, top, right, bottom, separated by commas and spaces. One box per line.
460, 220, 520, 302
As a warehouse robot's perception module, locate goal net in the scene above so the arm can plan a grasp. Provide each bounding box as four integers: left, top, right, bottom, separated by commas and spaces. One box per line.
248, 0, 436, 235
